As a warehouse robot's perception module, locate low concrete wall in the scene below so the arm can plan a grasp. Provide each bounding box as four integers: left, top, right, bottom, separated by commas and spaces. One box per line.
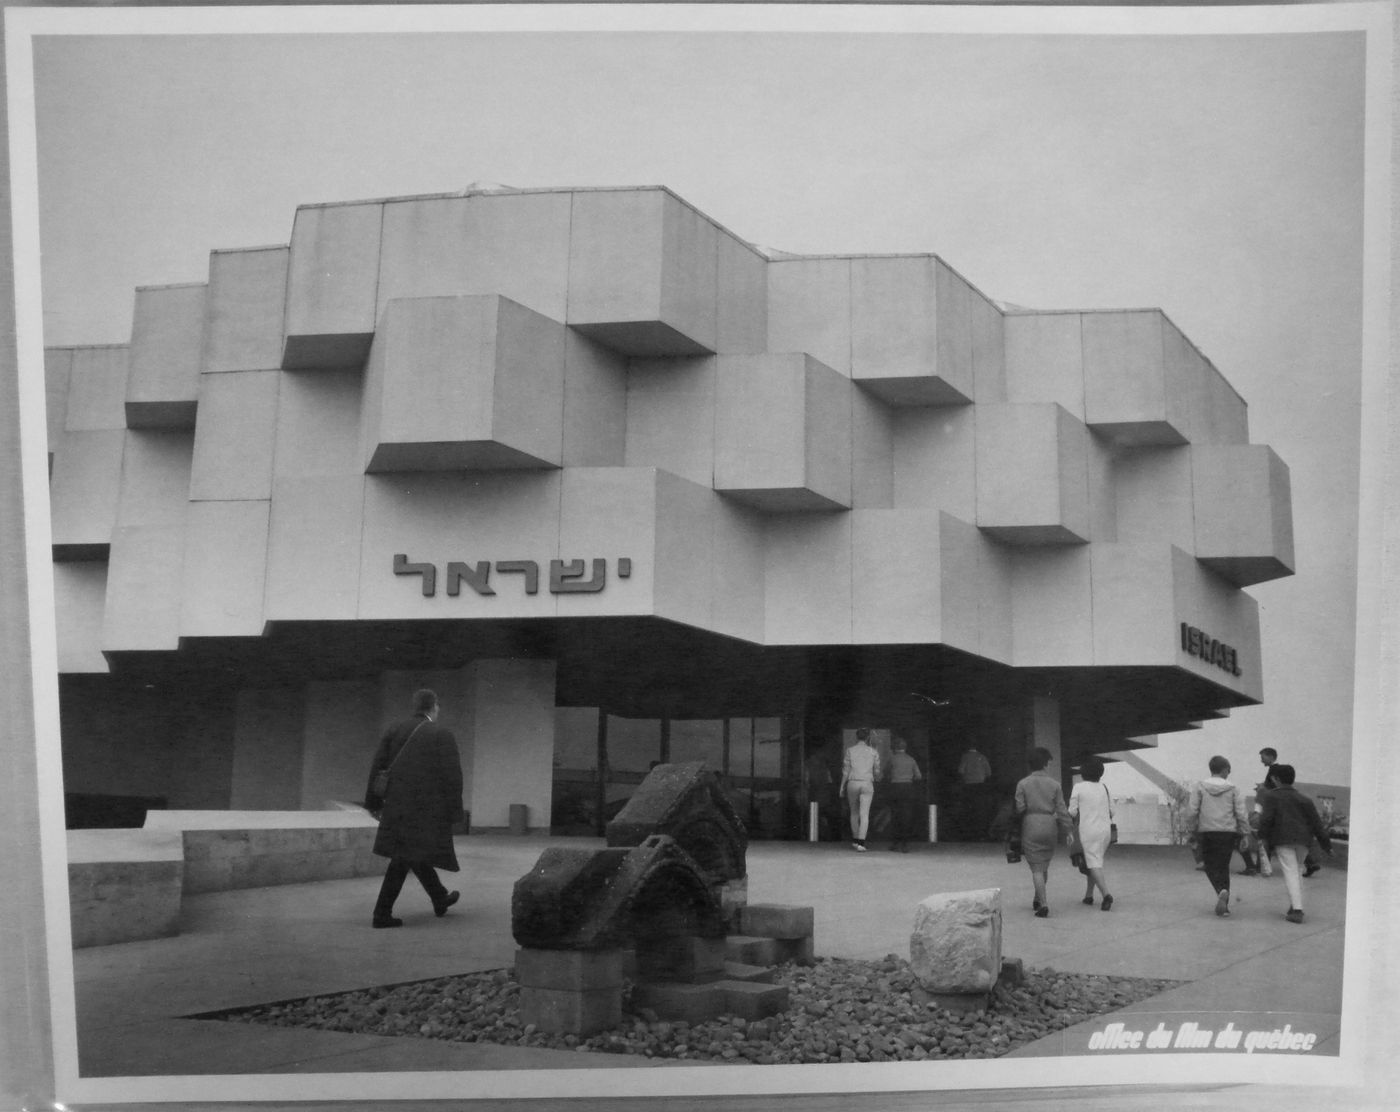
144, 809, 382, 894
67, 829, 185, 948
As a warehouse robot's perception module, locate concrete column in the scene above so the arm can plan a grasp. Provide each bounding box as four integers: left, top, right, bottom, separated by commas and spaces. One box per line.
1030, 695, 1066, 796
466, 659, 558, 831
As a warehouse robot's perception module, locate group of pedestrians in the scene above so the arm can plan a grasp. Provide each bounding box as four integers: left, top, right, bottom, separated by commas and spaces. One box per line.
1006, 745, 1333, 924
837, 729, 925, 852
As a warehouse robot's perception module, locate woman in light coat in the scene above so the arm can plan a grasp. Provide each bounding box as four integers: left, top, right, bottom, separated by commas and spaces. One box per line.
1068, 755, 1115, 911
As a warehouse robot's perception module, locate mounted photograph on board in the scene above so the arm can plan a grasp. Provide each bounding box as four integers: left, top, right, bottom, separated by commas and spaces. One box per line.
3, 3, 1393, 1108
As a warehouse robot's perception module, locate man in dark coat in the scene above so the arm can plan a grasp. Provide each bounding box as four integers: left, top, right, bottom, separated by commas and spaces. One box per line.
364, 688, 464, 928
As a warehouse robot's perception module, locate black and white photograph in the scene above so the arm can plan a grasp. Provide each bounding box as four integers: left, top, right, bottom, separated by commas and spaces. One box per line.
0, 3, 1395, 1109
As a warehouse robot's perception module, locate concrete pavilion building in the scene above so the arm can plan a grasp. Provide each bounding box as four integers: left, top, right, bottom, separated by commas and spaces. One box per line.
45, 183, 1294, 839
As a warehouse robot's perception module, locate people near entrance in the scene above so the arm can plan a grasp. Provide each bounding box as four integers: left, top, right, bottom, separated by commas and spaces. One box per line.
1186, 756, 1251, 918
363, 688, 465, 929
884, 735, 924, 853
956, 744, 995, 841
839, 728, 882, 852
1068, 756, 1115, 911
1256, 763, 1333, 924
1013, 747, 1074, 918
1259, 747, 1319, 879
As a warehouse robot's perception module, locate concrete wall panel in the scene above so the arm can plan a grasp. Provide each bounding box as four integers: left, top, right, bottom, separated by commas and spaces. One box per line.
204, 246, 289, 374
50, 429, 124, 552
189, 370, 279, 501
851, 256, 963, 404
1172, 548, 1263, 702
1114, 446, 1194, 550
230, 687, 306, 810
301, 679, 379, 809
941, 512, 1013, 662
892, 407, 976, 518
45, 348, 72, 447
653, 470, 719, 631
126, 283, 206, 428
53, 562, 109, 673
850, 509, 941, 644
556, 466, 658, 619
1009, 547, 1093, 667
767, 257, 851, 376
265, 475, 366, 621
378, 192, 572, 323
283, 201, 383, 369
1089, 543, 1177, 666
1082, 310, 1189, 446
114, 430, 194, 529
274, 367, 364, 477
65, 346, 130, 431
804, 356, 855, 509
625, 356, 716, 487
562, 332, 627, 468
358, 471, 562, 620
763, 513, 852, 645
707, 495, 766, 644
180, 500, 270, 637
1004, 312, 1084, 416
567, 189, 716, 356
716, 231, 767, 354
103, 523, 185, 651
1086, 432, 1117, 543
467, 659, 557, 829
970, 285, 1007, 404
851, 384, 893, 508
935, 260, 975, 403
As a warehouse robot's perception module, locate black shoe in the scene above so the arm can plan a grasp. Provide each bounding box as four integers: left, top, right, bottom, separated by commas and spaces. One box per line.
1286, 907, 1305, 923
1304, 863, 1321, 878
433, 891, 460, 917
372, 916, 403, 929
1100, 894, 1114, 912
1082, 895, 1095, 906
1034, 905, 1049, 918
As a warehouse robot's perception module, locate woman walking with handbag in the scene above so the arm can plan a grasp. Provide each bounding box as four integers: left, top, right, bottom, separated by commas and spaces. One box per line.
1013, 747, 1074, 918
1068, 756, 1115, 911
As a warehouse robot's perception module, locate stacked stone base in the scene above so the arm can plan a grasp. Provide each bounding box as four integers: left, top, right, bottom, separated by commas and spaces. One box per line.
516, 902, 815, 1035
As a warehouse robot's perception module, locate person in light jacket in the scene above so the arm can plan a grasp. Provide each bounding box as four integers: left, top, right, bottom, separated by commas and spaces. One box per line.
1257, 763, 1333, 924
839, 728, 881, 852
1068, 756, 1115, 911
1186, 755, 1251, 918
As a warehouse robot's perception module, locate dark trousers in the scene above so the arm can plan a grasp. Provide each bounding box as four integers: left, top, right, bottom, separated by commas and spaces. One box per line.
373, 857, 448, 919
1199, 832, 1237, 895
889, 783, 921, 842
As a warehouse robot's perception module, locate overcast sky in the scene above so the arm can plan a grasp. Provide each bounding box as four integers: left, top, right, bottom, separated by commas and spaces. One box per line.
28, 18, 1368, 787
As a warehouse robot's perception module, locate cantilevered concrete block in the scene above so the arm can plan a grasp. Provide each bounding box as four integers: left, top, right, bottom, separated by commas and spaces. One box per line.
851, 256, 976, 406
65, 346, 130, 431
1191, 445, 1295, 586
126, 283, 206, 428
562, 331, 627, 468
1004, 312, 1085, 416
103, 523, 185, 652
378, 190, 572, 323
273, 367, 364, 478
1114, 445, 1194, 551
715, 353, 852, 512
567, 188, 718, 356
850, 509, 942, 644
203, 246, 289, 374
763, 512, 853, 645
54, 562, 109, 673
189, 370, 280, 501
1082, 309, 1232, 447
766, 256, 851, 376
1087, 543, 1178, 667
282, 200, 383, 369
1008, 546, 1093, 667
362, 295, 566, 473
50, 429, 124, 559
179, 500, 270, 638
1173, 545, 1263, 701
976, 404, 1091, 544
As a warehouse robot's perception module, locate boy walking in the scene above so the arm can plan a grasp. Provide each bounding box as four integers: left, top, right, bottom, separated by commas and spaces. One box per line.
1186, 756, 1251, 917
1257, 764, 1333, 923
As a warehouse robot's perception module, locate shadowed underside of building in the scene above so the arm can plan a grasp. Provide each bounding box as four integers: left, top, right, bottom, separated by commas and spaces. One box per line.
45, 183, 1294, 838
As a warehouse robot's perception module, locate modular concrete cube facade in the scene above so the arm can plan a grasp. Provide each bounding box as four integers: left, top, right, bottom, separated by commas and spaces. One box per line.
45, 184, 1294, 833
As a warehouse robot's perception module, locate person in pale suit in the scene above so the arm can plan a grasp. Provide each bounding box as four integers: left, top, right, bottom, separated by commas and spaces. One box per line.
839, 728, 881, 852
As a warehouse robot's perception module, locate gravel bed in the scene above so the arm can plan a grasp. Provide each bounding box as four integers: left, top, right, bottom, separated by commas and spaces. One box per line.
213, 956, 1179, 1064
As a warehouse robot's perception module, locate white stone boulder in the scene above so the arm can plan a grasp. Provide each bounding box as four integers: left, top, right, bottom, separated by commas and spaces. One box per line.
908, 888, 1003, 994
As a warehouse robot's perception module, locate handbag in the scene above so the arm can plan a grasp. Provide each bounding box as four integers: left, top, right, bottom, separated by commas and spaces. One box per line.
371, 719, 426, 798
1104, 783, 1118, 844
